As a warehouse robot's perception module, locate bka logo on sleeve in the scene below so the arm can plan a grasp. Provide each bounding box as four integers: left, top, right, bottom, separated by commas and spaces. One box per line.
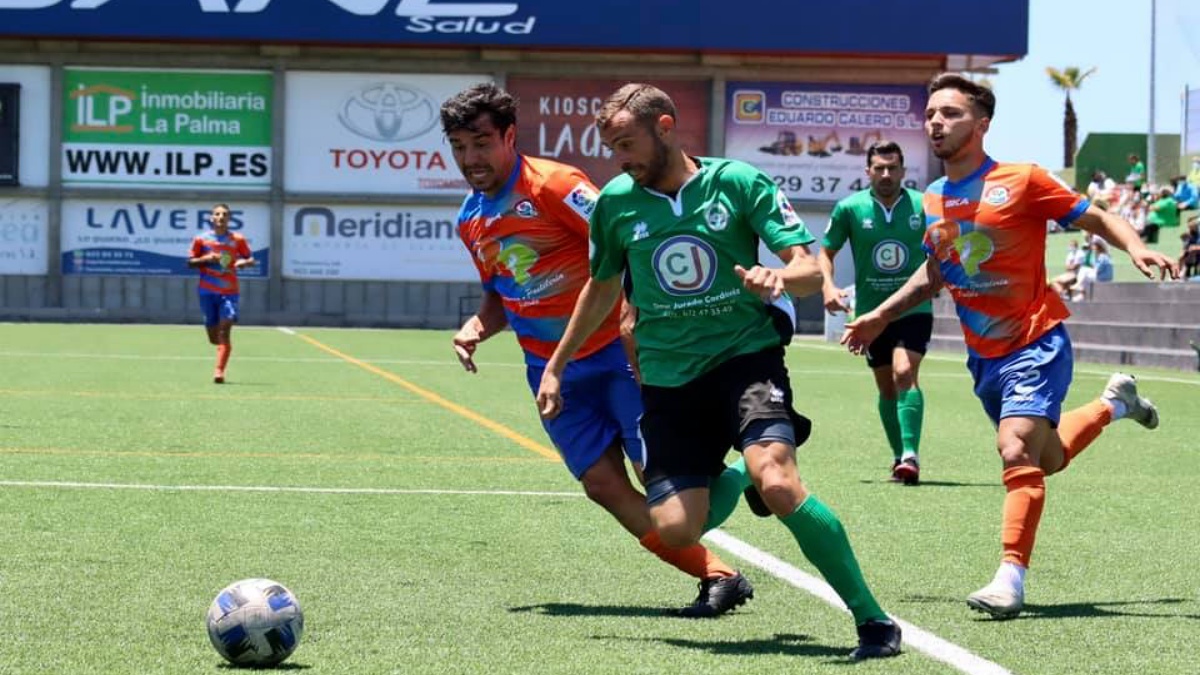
652, 235, 718, 296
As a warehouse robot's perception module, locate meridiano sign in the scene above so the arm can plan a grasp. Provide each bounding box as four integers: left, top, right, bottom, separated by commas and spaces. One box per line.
62, 68, 273, 189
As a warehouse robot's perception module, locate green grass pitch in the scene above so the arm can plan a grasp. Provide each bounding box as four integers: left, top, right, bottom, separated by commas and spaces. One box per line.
0, 323, 1196, 674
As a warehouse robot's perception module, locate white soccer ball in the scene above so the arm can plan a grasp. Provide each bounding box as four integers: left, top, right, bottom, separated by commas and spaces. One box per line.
206, 578, 304, 667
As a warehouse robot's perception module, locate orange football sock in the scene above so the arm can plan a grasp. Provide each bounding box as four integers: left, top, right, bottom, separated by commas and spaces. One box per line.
639, 531, 735, 580
1000, 466, 1045, 567
1055, 400, 1112, 470
216, 343, 232, 371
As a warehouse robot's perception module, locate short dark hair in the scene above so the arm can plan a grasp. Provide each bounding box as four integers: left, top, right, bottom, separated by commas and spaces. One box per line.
212, 203, 230, 212
440, 83, 518, 135
928, 73, 995, 119
865, 140, 904, 167
596, 83, 677, 130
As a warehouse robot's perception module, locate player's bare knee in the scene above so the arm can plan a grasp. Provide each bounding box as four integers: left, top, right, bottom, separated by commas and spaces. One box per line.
758, 481, 805, 515
893, 366, 916, 390
996, 433, 1035, 467
581, 472, 631, 509
654, 520, 702, 548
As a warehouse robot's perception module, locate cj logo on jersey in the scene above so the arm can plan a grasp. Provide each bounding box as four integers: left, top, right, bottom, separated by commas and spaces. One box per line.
872, 240, 909, 273
652, 235, 718, 296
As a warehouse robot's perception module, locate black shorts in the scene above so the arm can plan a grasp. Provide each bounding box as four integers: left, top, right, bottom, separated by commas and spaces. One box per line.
866, 312, 933, 368
639, 347, 811, 501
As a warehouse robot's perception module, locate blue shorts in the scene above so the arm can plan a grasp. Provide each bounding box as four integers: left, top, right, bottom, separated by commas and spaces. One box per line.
967, 324, 1074, 427
199, 293, 240, 327
525, 340, 643, 480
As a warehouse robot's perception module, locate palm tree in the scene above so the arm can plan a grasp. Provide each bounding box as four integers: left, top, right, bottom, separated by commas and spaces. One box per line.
1046, 66, 1097, 168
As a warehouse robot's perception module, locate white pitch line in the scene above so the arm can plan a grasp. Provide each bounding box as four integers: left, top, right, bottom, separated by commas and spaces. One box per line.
703, 529, 1013, 675
276, 327, 297, 335
2, 478, 1012, 674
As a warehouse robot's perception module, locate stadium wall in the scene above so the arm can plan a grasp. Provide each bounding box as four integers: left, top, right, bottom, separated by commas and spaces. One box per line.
0, 41, 945, 330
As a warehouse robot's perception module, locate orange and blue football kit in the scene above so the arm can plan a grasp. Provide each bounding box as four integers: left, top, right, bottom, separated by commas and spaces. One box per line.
190, 231, 253, 327
923, 158, 1088, 427
456, 155, 640, 480
923, 157, 1130, 573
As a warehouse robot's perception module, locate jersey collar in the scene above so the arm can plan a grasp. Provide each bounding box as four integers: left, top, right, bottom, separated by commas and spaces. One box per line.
641, 156, 705, 217
478, 155, 523, 207
945, 156, 996, 190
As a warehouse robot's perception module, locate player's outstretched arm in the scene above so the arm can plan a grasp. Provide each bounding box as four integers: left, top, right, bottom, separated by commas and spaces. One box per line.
537, 276, 623, 418
1074, 205, 1181, 280
817, 245, 851, 314
842, 257, 941, 354
452, 290, 508, 374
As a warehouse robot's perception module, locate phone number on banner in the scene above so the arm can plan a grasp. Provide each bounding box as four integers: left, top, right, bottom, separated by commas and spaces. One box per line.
770, 174, 919, 201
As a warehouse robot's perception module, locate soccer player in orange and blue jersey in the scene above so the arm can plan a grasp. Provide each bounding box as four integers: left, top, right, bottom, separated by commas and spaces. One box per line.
441, 83, 752, 618
188, 203, 255, 384
843, 73, 1179, 619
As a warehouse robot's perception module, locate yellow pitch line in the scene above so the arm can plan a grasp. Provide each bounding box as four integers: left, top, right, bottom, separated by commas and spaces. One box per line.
293, 333, 561, 462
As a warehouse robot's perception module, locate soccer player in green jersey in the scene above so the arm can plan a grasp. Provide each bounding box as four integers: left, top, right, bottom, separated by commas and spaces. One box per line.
819, 141, 930, 484
535, 83, 900, 661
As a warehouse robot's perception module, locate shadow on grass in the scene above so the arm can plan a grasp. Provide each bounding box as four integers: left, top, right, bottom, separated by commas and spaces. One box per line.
611, 632, 854, 661
217, 662, 310, 670
857, 479, 997, 488
904, 594, 1199, 620
509, 603, 674, 619
1014, 598, 1200, 621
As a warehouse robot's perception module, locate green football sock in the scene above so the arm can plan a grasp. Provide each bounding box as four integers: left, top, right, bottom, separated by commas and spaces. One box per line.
897, 387, 924, 459
877, 395, 902, 461
781, 495, 888, 625
704, 456, 751, 532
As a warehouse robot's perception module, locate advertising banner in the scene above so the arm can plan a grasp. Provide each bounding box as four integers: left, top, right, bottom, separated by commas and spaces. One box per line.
0, 65, 50, 187
61, 200, 270, 276
0, 198, 49, 275
724, 82, 930, 202
0, 83, 17, 185
284, 72, 489, 195
506, 77, 710, 186
0, 1, 1029, 59
62, 68, 273, 189
283, 203, 475, 281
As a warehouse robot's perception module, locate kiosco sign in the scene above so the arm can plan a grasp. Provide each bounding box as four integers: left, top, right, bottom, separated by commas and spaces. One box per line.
62, 68, 273, 189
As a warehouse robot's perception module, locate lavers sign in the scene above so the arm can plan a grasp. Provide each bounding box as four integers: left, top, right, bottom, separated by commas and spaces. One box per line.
0, 0, 537, 34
